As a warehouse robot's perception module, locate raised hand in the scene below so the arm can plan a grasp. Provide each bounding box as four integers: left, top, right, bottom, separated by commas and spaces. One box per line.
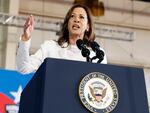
21, 15, 34, 41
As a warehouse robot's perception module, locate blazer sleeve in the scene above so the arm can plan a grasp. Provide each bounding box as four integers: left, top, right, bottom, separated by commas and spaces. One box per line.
16, 38, 44, 74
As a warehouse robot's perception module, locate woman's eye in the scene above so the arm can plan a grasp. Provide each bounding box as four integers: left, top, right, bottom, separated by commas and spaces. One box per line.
71, 14, 74, 18
80, 16, 85, 19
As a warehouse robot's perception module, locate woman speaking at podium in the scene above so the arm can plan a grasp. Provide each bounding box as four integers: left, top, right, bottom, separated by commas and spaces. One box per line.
16, 4, 107, 74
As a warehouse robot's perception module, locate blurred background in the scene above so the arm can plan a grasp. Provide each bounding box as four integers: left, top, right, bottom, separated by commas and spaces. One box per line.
0, 0, 150, 111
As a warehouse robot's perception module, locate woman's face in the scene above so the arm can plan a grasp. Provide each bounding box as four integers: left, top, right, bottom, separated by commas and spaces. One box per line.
68, 7, 89, 39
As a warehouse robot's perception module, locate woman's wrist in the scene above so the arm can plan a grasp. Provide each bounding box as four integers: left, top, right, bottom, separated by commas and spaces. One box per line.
21, 34, 30, 41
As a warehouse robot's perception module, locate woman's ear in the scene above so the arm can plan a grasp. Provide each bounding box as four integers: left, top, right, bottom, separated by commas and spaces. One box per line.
86, 24, 89, 32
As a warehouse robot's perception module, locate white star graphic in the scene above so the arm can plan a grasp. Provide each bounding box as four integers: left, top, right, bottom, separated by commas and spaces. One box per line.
10, 86, 23, 104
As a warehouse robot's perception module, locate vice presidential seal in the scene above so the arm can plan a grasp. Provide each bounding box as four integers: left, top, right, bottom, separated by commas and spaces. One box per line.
79, 72, 118, 113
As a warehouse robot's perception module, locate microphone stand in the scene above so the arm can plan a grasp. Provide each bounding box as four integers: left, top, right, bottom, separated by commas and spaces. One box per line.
91, 55, 104, 63
91, 49, 104, 63
81, 48, 91, 62
86, 56, 91, 62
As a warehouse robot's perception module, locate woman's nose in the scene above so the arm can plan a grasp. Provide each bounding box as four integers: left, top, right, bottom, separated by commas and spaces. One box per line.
74, 17, 80, 23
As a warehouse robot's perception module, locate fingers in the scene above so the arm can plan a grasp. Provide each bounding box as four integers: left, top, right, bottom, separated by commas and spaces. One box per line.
24, 15, 34, 28
22, 15, 34, 41
30, 15, 34, 26
30, 15, 34, 31
24, 16, 30, 27
24, 15, 34, 32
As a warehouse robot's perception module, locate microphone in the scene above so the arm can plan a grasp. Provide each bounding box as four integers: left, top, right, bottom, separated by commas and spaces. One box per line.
76, 39, 86, 50
76, 39, 91, 62
90, 41, 104, 63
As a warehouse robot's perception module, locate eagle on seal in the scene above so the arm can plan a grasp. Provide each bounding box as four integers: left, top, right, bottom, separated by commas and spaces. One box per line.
89, 86, 107, 102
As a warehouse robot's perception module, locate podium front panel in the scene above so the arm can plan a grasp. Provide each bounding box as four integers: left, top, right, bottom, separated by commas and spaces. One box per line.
19, 58, 149, 113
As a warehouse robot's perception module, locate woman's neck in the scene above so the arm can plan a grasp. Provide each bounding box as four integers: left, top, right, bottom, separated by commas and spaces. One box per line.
69, 37, 77, 45
69, 35, 83, 45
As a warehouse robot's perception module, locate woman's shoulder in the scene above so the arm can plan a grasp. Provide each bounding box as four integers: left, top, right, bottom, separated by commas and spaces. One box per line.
39, 40, 61, 52
42, 40, 59, 47
43, 40, 57, 45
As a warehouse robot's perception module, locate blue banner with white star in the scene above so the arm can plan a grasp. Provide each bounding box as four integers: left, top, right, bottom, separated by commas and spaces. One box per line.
0, 69, 33, 113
